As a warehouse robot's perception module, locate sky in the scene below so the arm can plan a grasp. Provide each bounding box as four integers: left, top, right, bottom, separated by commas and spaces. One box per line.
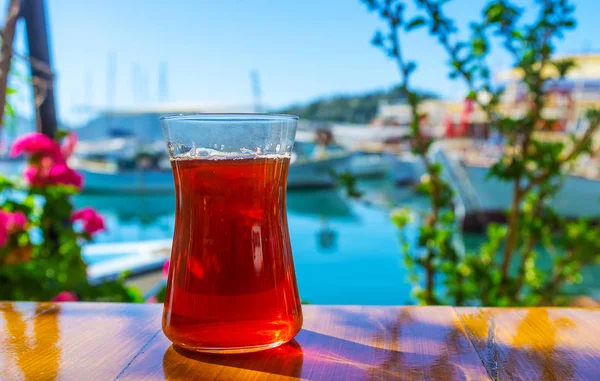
2, 0, 600, 125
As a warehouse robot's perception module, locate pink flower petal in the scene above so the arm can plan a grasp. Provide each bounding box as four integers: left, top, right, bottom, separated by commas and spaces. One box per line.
48, 164, 83, 190
72, 207, 106, 235
7, 211, 27, 232
0, 227, 7, 247
60, 133, 78, 159
163, 260, 170, 278
52, 291, 79, 302
83, 215, 105, 235
10, 132, 64, 162
0, 212, 8, 247
23, 165, 46, 187
71, 207, 95, 221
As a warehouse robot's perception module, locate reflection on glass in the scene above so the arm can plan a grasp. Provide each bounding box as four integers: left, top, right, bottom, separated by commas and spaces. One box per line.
162, 340, 304, 379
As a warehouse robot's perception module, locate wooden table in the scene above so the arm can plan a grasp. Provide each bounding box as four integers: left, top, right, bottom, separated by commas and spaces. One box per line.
0, 302, 598, 380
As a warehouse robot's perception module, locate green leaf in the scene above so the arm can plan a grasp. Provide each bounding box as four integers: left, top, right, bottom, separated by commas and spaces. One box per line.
55, 129, 70, 140
406, 17, 426, 31
4, 102, 14, 117
391, 208, 412, 227
472, 37, 487, 56
485, 2, 506, 23
371, 31, 384, 47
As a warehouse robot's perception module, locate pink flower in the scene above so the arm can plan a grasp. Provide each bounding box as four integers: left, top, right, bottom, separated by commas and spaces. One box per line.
163, 259, 170, 278
0, 210, 28, 248
24, 162, 83, 190
48, 163, 83, 190
10, 132, 63, 162
24, 165, 46, 187
60, 133, 78, 159
7, 211, 27, 232
146, 296, 158, 303
0, 211, 27, 247
71, 207, 106, 235
52, 291, 79, 302
0, 212, 8, 247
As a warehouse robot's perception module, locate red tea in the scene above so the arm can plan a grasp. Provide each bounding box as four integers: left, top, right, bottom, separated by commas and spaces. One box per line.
162, 156, 303, 352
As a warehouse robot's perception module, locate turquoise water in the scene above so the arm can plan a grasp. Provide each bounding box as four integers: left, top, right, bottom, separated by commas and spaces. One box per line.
5, 160, 596, 304
74, 180, 430, 305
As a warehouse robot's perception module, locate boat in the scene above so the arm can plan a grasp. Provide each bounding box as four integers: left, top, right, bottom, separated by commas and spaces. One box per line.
288, 141, 353, 188
463, 162, 600, 219
71, 138, 175, 193
78, 167, 174, 193
348, 152, 391, 179
330, 123, 410, 151
390, 153, 423, 185
73, 137, 354, 192
440, 138, 600, 219
84, 239, 171, 298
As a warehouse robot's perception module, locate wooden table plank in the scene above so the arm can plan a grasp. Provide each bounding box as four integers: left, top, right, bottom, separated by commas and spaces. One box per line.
117, 305, 490, 381
0, 303, 60, 380
455, 307, 600, 381
2, 302, 598, 380
0, 302, 161, 381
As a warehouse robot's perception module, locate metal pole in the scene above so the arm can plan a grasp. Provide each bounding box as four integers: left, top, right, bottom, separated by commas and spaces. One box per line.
0, 0, 21, 133
22, 0, 57, 137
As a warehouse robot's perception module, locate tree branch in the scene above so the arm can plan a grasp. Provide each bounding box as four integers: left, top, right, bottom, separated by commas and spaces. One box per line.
0, 0, 21, 129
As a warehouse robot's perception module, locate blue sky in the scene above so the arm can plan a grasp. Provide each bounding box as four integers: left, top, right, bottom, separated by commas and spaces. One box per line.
3, 0, 600, 125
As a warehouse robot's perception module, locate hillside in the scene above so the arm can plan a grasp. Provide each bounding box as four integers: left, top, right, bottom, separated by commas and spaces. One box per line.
279, 86, 438, 124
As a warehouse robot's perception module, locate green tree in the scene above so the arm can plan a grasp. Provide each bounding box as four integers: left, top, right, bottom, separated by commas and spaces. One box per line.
419, 0, 600, 305
364, 0, 600, 306
362, 0, 461, 305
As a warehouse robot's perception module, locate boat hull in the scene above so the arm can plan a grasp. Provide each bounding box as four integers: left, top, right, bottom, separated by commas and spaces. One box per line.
81, 169, 174, 193
81, 156, 354, 192
287, 155, 352, 188
465, 165, 600, 219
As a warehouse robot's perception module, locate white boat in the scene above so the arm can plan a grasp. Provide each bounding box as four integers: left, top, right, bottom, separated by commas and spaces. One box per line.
387, 153, 424, 185
84, 239, 171, 280
331, 123, 410, 150
79, 168, 174, 193
349, 153, 391, 179
288, 141, 354, 188
71, 142, 175, 193
84, 239, 171, 298
74, 138, 354, 192
438, 139, 600, 219
463, 164, 600, 219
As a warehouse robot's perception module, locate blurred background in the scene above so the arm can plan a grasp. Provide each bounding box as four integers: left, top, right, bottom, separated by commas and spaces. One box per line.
0, 0, 598, 305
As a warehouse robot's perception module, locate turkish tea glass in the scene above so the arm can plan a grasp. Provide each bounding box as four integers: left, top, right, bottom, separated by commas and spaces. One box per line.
160, 114, 302, 353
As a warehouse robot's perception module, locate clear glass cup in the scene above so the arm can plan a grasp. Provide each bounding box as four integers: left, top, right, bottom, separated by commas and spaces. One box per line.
160, 113, 303, 353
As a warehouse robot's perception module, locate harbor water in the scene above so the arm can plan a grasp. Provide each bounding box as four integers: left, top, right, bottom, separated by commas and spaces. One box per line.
75, 180, 429, 305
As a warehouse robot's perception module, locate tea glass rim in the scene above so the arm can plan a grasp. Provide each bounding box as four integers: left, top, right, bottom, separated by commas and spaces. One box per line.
159, 113, 299, 123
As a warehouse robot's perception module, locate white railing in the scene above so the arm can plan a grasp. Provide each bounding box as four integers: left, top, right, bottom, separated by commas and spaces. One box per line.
428, 142, 485, 255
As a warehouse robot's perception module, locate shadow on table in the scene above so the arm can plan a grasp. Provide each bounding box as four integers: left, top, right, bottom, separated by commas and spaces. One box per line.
160, 307, 599, 380
169, 339, 305, 378
162, 321, 478, 380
